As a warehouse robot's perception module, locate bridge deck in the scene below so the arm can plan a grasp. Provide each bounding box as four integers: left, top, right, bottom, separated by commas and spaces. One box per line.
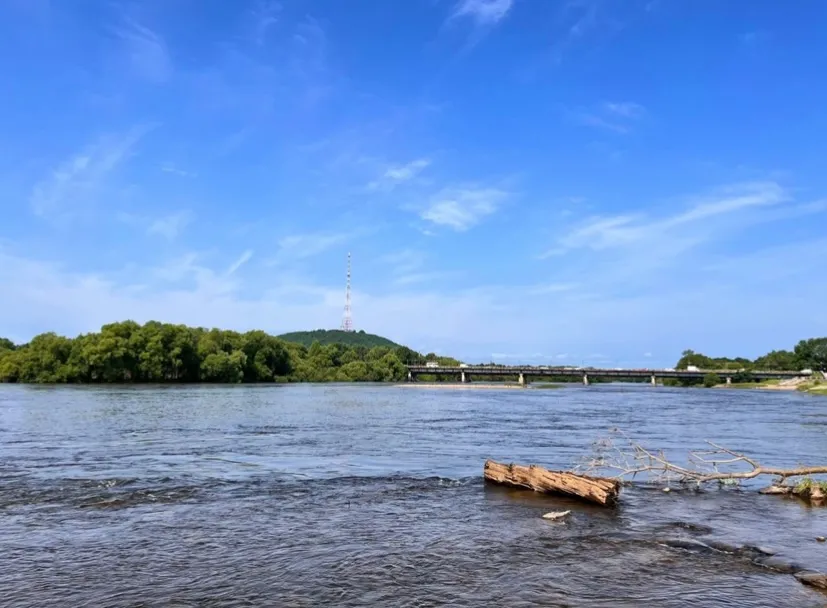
406, 366, 803, 380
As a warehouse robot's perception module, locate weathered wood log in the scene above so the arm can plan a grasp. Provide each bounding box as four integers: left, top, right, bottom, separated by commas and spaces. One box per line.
484, 459, 621, 506
759, 484, 825, 505
759, 485, 794, 495
795, 571, 827, 590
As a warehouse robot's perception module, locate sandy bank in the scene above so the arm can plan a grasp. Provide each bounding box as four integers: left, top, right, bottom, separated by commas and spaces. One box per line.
724, 376, 827, 394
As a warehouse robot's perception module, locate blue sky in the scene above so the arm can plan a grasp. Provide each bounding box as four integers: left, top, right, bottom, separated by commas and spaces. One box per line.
1, 0, 826, 366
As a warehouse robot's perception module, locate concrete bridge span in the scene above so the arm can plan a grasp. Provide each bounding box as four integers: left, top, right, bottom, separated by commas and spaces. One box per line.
405, 365, 805, 386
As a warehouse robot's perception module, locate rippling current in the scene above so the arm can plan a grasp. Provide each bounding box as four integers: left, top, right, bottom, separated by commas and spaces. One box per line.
1, 383, 826, 607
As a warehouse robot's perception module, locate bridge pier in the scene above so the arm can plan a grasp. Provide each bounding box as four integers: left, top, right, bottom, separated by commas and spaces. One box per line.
461, 371, 466, 384
518, 372, 525, 387
651, 375, 657, 386
726, 376, 732, 385
583, 373, 589, 386
408, 371, 412, 382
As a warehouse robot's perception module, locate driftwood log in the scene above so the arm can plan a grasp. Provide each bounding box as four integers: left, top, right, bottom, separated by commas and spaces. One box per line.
484, 459, 620, 506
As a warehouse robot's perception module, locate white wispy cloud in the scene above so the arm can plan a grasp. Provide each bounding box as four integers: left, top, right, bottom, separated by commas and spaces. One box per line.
380, 250, 456, 286
452, 0, 514, 26
147, 211, 194, 240
268, 231, 354, 264
545, 181, 788, 256
151, 253, 200, 282
739, 31, 769, 46
380, 249, 426, 275
30, 126, 153, 218
146, 252, 241, 298
603, 101, 645, 119
534, 181, 824, 312
115, 18, 172, 84
576, 114, 631, 134
227, 249, 254, 275
420, 186, 509, 231
368, 158, 431, 191
573, 101, 646, 133
250, 0, 280, 46
160, 162, 197, 178
3, 227, 827, 364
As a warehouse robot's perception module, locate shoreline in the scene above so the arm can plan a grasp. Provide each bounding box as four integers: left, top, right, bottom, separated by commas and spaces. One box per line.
396, 382, 524, 390
396, 382, 561, 390
719, 377, 827, 394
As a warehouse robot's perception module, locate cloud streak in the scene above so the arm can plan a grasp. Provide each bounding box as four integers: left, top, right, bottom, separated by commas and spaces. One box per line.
147, 211, 194, 240
227, 250, 254, 275
451, 0, 514, 26
572, 101, 646, 134
545, 181, 788, 256
160, 162, 197, 178
268, 231, 355, 265
114, 18, 172, 84
249, 0, 280, 46
603, 101, 645, 119
30, 126, 153, 218
420, 186, 509, 231
368, 158, 431, 191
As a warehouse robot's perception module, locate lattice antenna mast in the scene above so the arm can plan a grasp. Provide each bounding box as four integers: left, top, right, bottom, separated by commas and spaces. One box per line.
341, 252, 353, 332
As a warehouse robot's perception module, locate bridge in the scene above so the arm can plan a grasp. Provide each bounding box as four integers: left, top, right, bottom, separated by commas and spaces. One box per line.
405, 365, 806, 386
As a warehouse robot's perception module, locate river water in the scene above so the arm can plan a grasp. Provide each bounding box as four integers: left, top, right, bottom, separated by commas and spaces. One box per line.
1, 383, 826, 607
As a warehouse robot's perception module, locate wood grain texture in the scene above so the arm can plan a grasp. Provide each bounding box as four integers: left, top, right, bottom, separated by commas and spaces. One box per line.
484, 459, 620, 506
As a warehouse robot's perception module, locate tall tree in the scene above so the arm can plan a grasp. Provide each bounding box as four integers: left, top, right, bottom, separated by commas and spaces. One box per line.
794, 338, 827, 371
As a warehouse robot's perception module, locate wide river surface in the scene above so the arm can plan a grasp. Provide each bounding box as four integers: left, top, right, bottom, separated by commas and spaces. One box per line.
1, 383, 826, 607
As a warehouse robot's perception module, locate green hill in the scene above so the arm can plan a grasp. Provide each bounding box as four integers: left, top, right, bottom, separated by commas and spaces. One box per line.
277, 329, 401, 349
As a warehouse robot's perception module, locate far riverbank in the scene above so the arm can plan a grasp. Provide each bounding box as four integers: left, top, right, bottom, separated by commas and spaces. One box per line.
396, 382, 562, 390
718, 376, 827, 394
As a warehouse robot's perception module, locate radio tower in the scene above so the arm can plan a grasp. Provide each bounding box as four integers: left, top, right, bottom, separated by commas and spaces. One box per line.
340, 252, 354, 332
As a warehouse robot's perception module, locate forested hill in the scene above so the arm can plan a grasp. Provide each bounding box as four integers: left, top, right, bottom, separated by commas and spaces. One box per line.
277, 329, 400, 349
0, 321, 461, 384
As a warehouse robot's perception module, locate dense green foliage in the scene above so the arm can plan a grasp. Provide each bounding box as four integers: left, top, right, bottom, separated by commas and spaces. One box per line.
703, 372, 721, 388
277, 329, 399, 349
671, 337, 827, 387
676, 336, 827, 372
791, 338, 827, 372
0, 321, 432, 384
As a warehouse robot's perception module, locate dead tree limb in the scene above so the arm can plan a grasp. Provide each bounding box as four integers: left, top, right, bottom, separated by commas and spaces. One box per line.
572, 429, 827, 503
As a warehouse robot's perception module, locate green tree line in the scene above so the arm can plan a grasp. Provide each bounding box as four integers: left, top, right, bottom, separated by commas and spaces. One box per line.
0, 321, 449, 384
676, 337, 827, 372
669, 337, 827, 387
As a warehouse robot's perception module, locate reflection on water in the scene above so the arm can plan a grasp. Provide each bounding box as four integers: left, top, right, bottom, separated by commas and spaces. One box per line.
1, 384, 826, 606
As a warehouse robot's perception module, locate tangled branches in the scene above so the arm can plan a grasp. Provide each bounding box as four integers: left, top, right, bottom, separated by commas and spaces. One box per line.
572, 429, 827, 497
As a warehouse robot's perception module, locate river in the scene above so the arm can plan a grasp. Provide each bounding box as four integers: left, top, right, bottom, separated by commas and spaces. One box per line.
1, 383, 825, 606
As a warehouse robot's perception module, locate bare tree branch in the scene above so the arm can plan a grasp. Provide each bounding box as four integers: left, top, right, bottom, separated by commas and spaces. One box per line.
571, 429, 827, 499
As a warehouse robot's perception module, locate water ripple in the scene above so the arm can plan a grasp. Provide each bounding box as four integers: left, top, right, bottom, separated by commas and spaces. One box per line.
0, 384, 826, 607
